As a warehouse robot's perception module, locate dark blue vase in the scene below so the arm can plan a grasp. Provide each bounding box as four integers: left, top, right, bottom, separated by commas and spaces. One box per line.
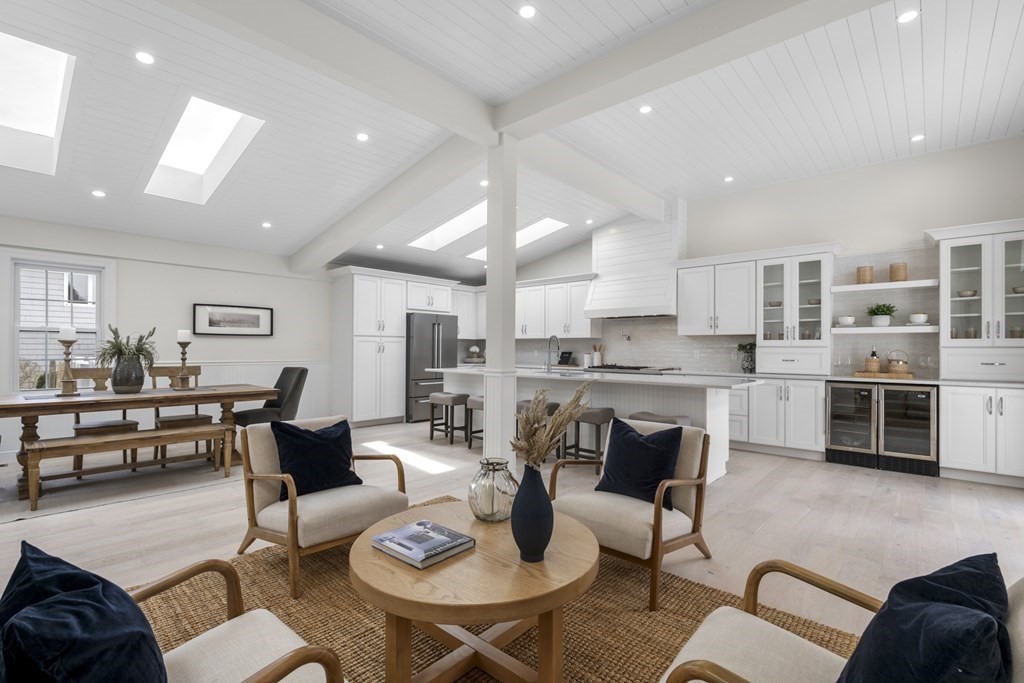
510, 465, 553, 563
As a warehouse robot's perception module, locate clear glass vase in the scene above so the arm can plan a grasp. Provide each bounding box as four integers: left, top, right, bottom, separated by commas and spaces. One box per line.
468, 458, 518, 522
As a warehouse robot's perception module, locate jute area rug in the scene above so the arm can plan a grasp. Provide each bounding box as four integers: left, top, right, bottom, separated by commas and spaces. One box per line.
140, 497, 858, 682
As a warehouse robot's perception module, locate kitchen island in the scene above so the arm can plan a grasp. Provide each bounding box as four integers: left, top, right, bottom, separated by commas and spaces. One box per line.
429, 367, 761, 483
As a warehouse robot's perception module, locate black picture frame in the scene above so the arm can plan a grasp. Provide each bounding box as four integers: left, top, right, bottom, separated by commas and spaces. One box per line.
193, 303, 273, 336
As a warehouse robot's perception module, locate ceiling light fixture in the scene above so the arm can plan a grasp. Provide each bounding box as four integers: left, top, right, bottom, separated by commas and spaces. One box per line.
910, 134, 925, 142
639, 105, 652, 114
135, 51, 155, 65
519, 5, 536, 19
724, 176, 734, 183
586, 219, 594, 225
480, 179, 489, 187
897, 10, 919, 23
261, 221, 272, 229
356, 132, 369, 142
91, 189, 106, 198
376, 244, 384, 249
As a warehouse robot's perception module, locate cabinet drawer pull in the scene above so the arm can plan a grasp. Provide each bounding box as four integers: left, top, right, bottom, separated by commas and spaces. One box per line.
708, 317, 713, 329
988, 396, 993, 415
986, 321, 991, 339
781, 359, 797, 363
999, 397, 1004, 416
980, 362, 1007, 366
786, 386, 791, 401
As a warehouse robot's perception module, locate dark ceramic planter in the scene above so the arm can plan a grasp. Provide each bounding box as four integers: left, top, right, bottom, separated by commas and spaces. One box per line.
111, 357, 145, 394
741, 352, 755, 374
510, 465, 553, 563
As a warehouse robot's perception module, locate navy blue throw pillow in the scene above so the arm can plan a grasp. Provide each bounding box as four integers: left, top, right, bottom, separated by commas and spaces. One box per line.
0, 542, 167, 683
271, 419, 362, 501
595, 418, 681, 510
838, 553, 1011, 683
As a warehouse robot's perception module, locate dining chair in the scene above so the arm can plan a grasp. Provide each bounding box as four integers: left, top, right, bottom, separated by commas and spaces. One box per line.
150, 366, 213, 464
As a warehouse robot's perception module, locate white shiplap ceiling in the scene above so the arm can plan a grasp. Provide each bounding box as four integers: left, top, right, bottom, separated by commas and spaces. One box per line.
0, 0, 449, 255
551, 0, 1024, 201
333, 164, 628, 283
302, 0, 720, 104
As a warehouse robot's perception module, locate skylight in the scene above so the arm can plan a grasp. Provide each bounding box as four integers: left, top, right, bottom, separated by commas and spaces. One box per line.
467, 217, 570, 260
409, 200, 488, 251
0, 31, 75, 175
145, 96, 264, 205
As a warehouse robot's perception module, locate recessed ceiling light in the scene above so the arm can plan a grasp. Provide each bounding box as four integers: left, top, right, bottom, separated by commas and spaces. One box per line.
356, 132, 369, 142
135, 51, 155, 65
910, 134, 925, 142
91, 189, 106, 198
410, 200, 488, 251
897, 10, 919, 23
480, 179, 489, 187
586, 219, 594, 225
639, 105, 652, 114
724, 176, 734, 183
484, 265, 488, 268
376, 244, 384, 249
468, 217, 569, 260
261, 221, 272, 229
519, 5, 536, 19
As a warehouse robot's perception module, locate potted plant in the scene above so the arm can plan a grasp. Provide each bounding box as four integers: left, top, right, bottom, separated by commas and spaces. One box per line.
867, 303, 897, 327
737, 342, 756, 374
96, 325, 157, 394
508, 381, 593, 562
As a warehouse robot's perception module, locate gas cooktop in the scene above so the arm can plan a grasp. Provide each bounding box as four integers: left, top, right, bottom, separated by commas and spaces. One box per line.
583, 364, 674, 375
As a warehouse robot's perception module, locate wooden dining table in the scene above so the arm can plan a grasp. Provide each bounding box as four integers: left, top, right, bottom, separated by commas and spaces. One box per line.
0, 383, 277, 502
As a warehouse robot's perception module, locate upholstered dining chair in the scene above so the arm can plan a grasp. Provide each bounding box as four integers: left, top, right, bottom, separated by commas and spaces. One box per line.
234, 367, 308, 428
238, 415, 408, 598
150, 366, 213, 465
549, 418, 712, 611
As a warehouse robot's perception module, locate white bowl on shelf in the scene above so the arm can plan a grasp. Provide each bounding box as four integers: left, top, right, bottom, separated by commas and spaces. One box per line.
837, 315, 855, 326
909, 313, 929, 324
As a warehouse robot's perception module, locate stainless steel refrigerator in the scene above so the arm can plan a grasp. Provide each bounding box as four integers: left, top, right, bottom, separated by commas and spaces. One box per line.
406, 312, 458, 422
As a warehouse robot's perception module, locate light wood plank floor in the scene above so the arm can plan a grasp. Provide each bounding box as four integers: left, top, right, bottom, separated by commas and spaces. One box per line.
1, 421, 1022, 635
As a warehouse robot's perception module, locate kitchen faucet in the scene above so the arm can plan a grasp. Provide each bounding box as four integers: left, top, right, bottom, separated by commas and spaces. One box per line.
546, 335, 560, 374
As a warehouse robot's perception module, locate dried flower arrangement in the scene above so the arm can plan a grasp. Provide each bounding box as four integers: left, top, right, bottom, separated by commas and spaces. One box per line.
511, 380, 594, 470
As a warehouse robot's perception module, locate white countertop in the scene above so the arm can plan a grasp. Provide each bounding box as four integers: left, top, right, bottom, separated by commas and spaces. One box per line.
666, 370, 1024, 389
429, 366, 760, 390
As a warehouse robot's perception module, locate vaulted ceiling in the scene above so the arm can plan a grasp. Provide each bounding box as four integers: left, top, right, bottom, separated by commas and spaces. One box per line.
0, 0, 1022, 282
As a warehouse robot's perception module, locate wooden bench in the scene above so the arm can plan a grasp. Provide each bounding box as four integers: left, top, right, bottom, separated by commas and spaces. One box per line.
23, 424, 231, 511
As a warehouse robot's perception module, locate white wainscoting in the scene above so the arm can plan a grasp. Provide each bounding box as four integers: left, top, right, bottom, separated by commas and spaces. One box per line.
0, 360, 329, 462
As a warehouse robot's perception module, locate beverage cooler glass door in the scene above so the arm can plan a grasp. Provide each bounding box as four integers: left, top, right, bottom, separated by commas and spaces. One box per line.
879, 386, 937, 461
826, 383, 876, 453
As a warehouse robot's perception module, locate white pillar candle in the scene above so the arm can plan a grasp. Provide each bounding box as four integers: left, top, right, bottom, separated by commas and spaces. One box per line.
58, 327, 76, 341
177, 329, 191, 342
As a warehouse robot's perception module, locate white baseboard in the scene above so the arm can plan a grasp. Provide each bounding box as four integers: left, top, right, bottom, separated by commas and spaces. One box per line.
731, 441, 826, 461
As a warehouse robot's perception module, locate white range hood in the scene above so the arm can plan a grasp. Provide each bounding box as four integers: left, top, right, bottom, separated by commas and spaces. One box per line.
584, 219, 681, 319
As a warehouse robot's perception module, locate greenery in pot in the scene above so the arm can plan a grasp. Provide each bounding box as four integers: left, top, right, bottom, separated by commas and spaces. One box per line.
737, 342, 757, 354
866, 303, 897, 317
95, 325, 158, 370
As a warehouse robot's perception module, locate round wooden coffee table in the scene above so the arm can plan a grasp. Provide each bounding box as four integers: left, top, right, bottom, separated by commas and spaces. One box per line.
350, 501, 600, 683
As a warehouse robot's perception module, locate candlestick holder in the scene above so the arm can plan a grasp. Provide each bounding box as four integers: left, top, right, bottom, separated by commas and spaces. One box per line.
55, 339, 80, 397
174, 341, 194, 390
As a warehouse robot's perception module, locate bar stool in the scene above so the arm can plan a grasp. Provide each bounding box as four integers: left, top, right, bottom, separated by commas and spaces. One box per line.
466, 396, 485, 449
563, 406, 615, 473
429, 392, 469, 444
627, 411, 692, 426
515, 399, 562, 460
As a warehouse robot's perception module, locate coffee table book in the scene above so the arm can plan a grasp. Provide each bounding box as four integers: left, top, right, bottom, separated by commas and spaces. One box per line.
371, 520, 475, 569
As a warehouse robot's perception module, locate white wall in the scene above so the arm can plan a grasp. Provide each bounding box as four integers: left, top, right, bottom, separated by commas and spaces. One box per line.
515, 238, 593, 281
688, 136, 1024, 258
0, 216, 332, 458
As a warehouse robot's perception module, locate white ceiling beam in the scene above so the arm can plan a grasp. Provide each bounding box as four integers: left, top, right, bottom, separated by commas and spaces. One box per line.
495, 0, 884, 139
289, 136, 483, 273
155, 0, 497, 146
520, 136, 665, 222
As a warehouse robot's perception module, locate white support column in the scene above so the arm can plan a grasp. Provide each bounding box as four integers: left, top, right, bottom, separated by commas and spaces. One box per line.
484, 134, 518, 470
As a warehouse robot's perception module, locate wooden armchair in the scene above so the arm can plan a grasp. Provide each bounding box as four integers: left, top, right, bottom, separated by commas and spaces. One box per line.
238, 416, 409, 598
550, 419, 711, 610
150, 365, 214, 464
130, 558, 344, 682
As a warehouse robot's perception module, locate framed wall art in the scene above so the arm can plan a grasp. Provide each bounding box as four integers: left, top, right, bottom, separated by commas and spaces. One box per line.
193, 303, 273, 336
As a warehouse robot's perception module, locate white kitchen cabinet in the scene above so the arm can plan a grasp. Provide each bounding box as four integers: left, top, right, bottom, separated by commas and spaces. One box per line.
475, 291, 487, 339
544, 281, 600, 338
757, 255, 831, 346
407, 281, 452, 312
996, 389, 1024, 477
352, 274, 406, 337
677, 262, 756, 336
749, 378, 825, 451
940, 386, 996, 473
351, 337, 406, 422
516, 285, 546, 339
728, 387, 749, 442
452, 289, 479, 339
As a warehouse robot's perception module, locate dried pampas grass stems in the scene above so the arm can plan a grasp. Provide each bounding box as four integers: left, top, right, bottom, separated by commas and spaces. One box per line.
511, 380, 594, 470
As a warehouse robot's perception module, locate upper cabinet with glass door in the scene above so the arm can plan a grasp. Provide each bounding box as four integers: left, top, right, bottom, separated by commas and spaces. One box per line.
756, 255, 831, 347
940, 232, 1024, 347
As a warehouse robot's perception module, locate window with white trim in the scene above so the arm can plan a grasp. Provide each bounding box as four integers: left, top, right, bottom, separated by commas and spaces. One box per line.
15, 263, 101, 390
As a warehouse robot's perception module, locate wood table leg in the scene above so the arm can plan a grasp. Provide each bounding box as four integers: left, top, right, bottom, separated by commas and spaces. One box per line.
219, 401, 235, 478
537, 607, 564, 683
386, 612, 412, 682
16, 415, 40, 501
28, 454, 41, 511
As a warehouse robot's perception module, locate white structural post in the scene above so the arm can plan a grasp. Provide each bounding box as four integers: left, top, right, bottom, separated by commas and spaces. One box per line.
484, 133, 518, 470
